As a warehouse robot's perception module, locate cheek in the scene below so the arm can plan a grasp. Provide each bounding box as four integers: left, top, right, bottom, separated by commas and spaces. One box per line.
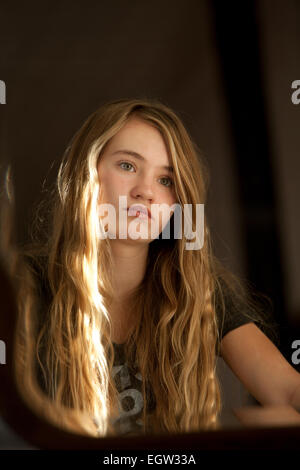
161, 193, 178, 212
98, 168, 113, 204
98, 169, 130, 204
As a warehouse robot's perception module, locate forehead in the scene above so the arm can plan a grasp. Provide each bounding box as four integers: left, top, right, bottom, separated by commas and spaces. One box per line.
103, 117, 170, 157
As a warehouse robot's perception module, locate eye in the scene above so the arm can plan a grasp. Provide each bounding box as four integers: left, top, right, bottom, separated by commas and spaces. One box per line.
159, 177, 173, 188
118, 161, 174, 188
119, 161, 134, 172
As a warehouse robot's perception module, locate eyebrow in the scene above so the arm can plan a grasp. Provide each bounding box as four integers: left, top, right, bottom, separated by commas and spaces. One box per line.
111, 149, 173, 173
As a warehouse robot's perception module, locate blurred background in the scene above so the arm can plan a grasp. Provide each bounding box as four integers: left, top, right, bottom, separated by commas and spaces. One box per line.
0, 0, 299, 448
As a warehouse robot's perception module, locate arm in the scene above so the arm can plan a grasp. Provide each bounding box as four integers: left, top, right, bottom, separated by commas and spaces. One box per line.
220, 322, 300, 408
290, 382, 300, 411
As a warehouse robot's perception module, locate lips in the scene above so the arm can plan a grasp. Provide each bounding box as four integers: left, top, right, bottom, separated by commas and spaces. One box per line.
127, 204, 152, 219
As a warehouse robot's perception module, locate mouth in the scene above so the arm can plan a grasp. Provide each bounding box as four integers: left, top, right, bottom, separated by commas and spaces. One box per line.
127, 206, 152, 219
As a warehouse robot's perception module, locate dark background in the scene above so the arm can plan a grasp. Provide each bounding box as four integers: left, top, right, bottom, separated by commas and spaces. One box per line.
0, 0, 300, 447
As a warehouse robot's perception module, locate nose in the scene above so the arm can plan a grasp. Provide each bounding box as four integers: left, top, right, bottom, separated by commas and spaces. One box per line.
130, 174, 155, 202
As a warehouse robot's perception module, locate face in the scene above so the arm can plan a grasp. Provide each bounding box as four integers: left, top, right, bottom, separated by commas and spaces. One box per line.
97, 117, 178, 244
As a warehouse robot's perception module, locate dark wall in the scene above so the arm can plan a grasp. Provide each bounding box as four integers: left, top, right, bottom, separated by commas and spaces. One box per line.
0, 0, 246, 276
0, 0, 299, 365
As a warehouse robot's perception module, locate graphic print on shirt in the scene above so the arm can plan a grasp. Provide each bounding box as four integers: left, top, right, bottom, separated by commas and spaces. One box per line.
111, 346, 144, 435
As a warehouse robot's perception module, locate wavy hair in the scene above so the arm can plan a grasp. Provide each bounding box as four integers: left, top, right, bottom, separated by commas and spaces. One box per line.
13, 98, 279, 437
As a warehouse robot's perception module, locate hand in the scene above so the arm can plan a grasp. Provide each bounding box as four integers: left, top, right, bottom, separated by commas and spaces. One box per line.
232, 405, 300, 428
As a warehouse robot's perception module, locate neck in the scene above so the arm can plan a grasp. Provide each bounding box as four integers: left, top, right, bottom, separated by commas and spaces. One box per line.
109, 239, 149, 299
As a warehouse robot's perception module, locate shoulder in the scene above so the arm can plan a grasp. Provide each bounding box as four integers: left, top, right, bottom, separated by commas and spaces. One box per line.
213, 276, 280, 355
214, 277, 253, 338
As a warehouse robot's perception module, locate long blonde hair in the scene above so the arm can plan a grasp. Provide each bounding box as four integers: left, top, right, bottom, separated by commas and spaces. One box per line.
13, 98, 279, 437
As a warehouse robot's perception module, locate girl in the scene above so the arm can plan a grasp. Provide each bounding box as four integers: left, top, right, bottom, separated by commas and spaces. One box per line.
15, 98, 300, 438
